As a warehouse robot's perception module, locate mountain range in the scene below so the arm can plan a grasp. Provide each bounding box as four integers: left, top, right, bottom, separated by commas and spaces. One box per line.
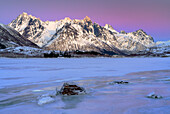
8, 12, 155, 55
0, 12, 169, 57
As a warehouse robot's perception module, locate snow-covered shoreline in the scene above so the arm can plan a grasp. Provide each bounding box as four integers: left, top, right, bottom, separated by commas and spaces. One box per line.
0, 41, 170, 58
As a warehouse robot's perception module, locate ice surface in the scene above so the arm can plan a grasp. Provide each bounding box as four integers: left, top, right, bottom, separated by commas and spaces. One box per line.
0, 58, 169, 113
0, 58, 169, 88
147, 92, 155, 97
38, 97, 55, 105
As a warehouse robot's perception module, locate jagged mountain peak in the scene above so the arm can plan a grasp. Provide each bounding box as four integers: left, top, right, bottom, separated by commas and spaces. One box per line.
133, 29, 153, 41
17, 12, 30, 20
63, 17, 72, 22
135, 29, 149, 34
104, 24, 118, 34
22, 12, 28, 16
104, 24, 113, 29
19, 12, 38, 20
136, 29, 144, 32
8, 12, 43, 33
83, 16, 92, 23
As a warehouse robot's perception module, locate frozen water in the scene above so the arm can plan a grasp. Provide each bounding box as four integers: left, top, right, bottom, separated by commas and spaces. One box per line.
0, 57, 170, 113
38, 97, 55, 105
0, 58, 169, 88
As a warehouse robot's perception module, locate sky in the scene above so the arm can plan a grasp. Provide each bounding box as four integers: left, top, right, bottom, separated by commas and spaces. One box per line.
0, 0, 170, 41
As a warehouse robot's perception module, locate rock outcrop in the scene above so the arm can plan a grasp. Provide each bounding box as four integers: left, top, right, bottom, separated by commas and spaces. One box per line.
58, 82, 86, 96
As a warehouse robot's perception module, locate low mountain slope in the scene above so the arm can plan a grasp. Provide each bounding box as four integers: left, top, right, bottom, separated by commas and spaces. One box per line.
0, 23, 38, 49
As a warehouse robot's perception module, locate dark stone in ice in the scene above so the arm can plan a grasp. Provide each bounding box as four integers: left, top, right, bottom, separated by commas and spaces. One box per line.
109, 81, 129, 85
59, 82, 86, 96
147, 92, 163, 99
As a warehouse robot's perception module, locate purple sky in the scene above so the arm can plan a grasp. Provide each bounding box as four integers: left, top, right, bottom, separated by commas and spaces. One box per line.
0, 0, 170, 41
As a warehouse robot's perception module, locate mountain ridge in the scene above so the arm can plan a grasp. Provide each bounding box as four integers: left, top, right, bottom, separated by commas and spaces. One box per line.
9, 12, 155, 55
0, 23, 38, 49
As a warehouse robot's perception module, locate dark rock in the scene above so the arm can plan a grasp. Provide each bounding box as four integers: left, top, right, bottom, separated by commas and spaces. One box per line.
74, 50, 102, 56
59, 82, 86, 96
147, 92, 163, 99
0, 43, 6, 49
93, 23, 102, 37
109, 81, 129, 85
44, 51, 59, 58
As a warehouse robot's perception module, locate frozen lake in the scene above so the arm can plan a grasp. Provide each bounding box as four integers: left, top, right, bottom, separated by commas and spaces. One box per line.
0, 58, 170, 88
0, 57, 170, 113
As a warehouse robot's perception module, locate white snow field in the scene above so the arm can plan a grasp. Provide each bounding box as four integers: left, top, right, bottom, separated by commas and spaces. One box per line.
0, 58, 170, 114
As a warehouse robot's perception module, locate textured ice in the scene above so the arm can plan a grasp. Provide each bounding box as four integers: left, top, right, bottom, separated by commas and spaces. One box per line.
0, 58, 170, 113
38, 97, 55, 105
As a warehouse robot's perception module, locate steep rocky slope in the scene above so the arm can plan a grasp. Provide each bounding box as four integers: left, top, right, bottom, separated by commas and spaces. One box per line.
0, 23, 38, 49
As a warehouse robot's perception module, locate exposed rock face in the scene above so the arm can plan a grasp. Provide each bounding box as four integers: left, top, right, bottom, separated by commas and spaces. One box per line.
104, 24, 118, 34
43, 23, 124, 55
59, 82, 86, 96
0, 23, 38, 49
8, 12, 46, 47
9, 12, 155, 55
83, 16, 92, 23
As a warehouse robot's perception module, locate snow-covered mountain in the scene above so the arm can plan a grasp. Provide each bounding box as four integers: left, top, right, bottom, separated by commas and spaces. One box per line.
9, 12, 155, 55
149, 40, 170, 55
0, 23, 38, 49
156, 40, 170, 47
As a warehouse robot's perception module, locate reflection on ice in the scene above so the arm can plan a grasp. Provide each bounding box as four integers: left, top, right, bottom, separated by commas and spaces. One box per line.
61, 96, 84, 109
